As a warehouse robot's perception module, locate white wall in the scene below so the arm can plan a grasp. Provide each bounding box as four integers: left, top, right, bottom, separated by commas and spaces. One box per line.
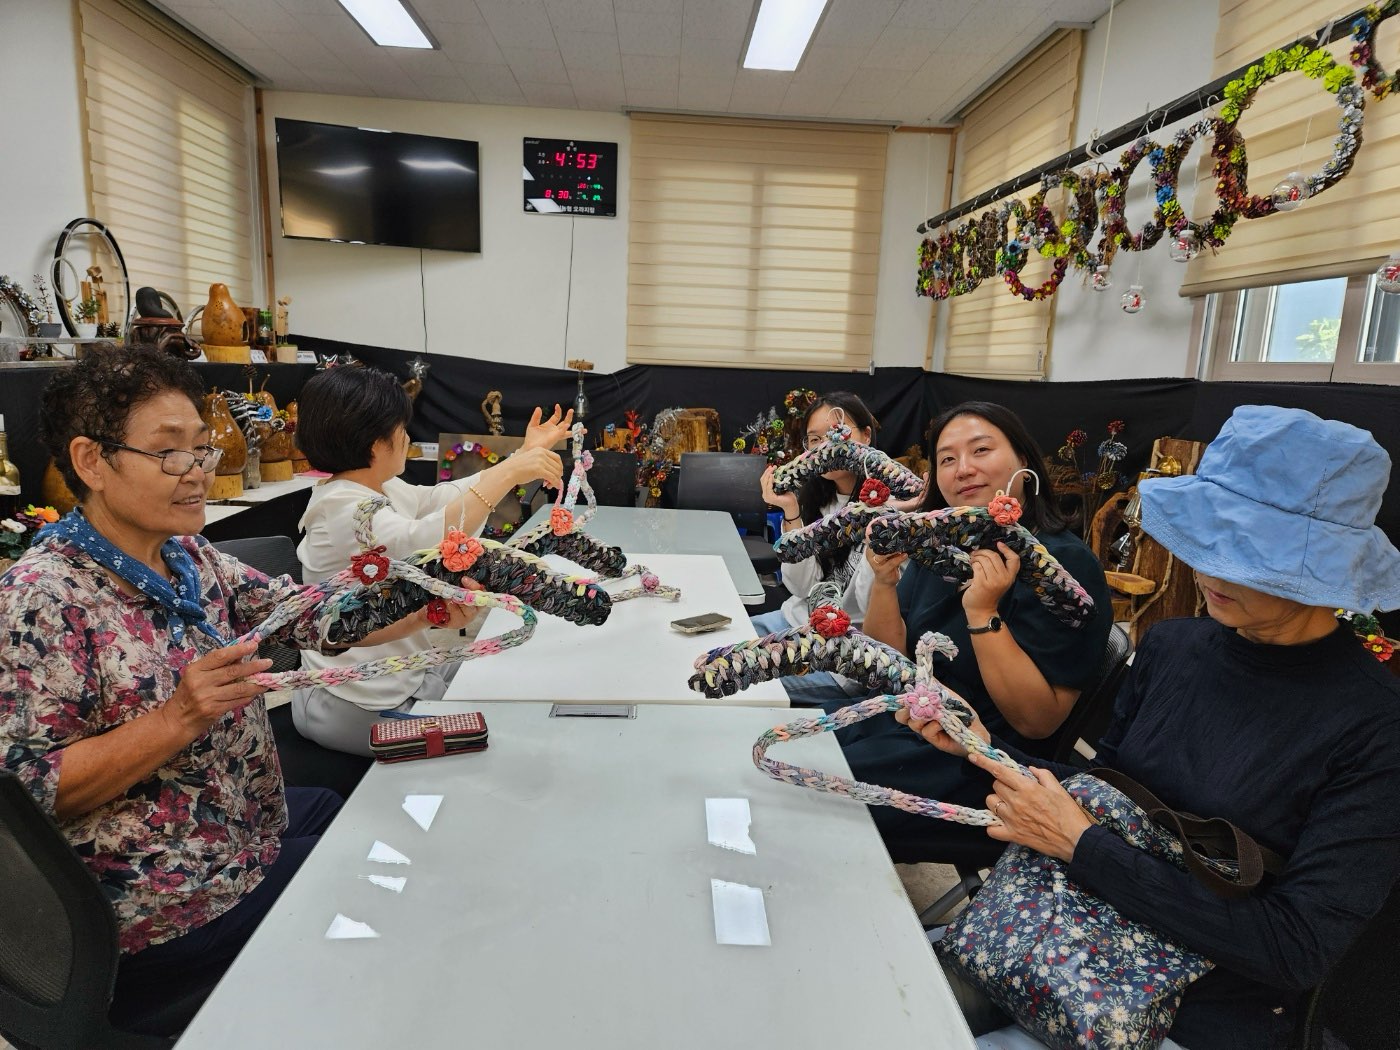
1049, 0, 1220, 380
266, 91, 946, 374
0, 0, 90, 295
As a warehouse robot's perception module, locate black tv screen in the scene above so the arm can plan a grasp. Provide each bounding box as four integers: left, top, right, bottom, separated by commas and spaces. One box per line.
275, 118, 481, 253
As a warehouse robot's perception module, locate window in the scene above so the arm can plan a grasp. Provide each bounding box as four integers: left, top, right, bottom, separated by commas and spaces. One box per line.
78, 0, 259, 319
627, 114, 888, 371
1199, 274, 1400, 383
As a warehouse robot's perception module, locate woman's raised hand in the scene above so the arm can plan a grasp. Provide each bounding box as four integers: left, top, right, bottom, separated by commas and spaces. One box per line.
760, 465, 800, 519
161, 641, 272, 738
864, 521, 907, 586
507, 446, 565, 490
522, 404, 575, 452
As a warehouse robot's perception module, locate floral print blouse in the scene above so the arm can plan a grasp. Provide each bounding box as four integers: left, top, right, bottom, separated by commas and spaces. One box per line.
0, 534, 328, 954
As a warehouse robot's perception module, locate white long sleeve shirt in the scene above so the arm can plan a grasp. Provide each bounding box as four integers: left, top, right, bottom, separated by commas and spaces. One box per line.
296, 475, 479, 711
778, 493, 881, 629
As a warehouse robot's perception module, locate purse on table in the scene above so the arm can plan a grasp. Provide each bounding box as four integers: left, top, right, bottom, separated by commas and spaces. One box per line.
934, 768, 1284, 1050
369, 711, 489, 763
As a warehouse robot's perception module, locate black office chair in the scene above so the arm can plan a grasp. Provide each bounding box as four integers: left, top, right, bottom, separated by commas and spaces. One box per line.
211, 536, 371, 800
914, 624, 1134, 924
674, 453, 780, 576
1294, 880, 1400, 1049
0, 771, 197, 1049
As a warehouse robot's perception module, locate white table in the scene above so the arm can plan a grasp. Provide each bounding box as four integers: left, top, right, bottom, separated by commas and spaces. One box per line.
210, 472, 322, 506
440, 553, 787, 707
176, 703, 975, 1050
521, 506, 766, 605
201, 504, 245, 526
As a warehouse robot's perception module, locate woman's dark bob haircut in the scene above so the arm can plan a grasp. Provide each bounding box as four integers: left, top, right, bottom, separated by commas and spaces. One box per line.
296, 366, 413, 475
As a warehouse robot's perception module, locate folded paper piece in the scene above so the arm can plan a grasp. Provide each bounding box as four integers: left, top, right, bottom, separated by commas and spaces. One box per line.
367, 840, 411, 865
711, 878, 771, 947
705, 798, 756, 855
361, 874, 407, 893
325, 914, 380, 940
403, 793, 443, 831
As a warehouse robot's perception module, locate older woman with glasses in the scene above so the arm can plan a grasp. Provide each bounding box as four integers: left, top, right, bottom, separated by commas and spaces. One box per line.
0, 346, 437, 1038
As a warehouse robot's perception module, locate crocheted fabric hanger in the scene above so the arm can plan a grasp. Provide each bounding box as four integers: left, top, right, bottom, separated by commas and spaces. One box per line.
508, 422, 681, 602
240, 497, 538, 692
770, 419, 925, 501
689, 611, 1034, 824
867, 499, 1095, 627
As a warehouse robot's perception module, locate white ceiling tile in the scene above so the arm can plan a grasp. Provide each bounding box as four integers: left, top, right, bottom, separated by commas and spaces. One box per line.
727, 70, 790, 113
614, 0, 680, 11
412, 74, 479, 102
461, 62, 526, 102
794, 44, 865, 83
300, 68, 376, 95
621, 53, 679, 90
410, 0, 485, 22
814, 0, 901, 50
518, 80, 580, 107
862, 25, 945, 71
173, 8, 265, 50
678, 33, 742, 77
888, 0, 971, 31
779, 80, 843, 115
236, 7, 305, 40
625, 84, 680, 109
1046, 0, 1111, 22
435, 20, 508, 63
680, 0, 751, 42
543, 0, 616, 34
616, 11, 682, 57
291, 11, 375, 49
678, 74, 734, 112
268, 0, 340, 13
269, 34, 343, 68
825, 96, 897, 119
572, 87, 627, 112
838, 66, 912, 103
236, 47, 304, 82
557, 31, 621, 73
474, 0, 557, 48
569, 67, 626, 95
392, 48, 461, 76
500, 45, 572, 84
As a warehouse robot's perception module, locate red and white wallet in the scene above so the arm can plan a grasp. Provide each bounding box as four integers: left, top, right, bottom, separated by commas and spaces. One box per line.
368, 712, 489, 764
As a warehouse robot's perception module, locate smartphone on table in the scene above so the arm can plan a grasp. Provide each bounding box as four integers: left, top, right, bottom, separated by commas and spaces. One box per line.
669, 612, 733, 635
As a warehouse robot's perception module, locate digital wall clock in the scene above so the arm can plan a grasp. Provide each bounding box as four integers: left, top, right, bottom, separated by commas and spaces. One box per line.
523, 138, 618, 217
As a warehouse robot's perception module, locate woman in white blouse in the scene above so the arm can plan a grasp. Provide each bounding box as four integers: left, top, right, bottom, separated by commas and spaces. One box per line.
292, 366, 571, 754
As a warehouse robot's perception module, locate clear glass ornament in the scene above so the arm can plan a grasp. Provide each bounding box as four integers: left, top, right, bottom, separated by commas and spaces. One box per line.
1271, 170, 1311, 212
1091, 264, 1112, 292
1376, 253, 1400, 295
1168, 229, 1201, 263
1120, 285, 1145, 314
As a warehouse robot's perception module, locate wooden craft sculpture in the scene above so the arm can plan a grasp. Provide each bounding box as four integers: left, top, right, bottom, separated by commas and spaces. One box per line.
481, 390, 504, 435
200, 391, 247, 501
131, 286, 199, 360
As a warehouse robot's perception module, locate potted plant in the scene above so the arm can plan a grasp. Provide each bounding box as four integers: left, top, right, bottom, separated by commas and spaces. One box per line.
32, 274, 61, 338
74, 296, 101, 338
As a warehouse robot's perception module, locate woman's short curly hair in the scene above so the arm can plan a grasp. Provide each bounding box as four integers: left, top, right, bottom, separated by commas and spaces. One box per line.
40, 344, 205, 500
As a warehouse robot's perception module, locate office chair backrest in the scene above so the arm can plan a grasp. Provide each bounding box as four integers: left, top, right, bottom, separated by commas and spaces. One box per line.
1054, 623, 1133, 766
0, 771, 152, 1050
1298, 879, 1400, 1049
675, 453, 769, 523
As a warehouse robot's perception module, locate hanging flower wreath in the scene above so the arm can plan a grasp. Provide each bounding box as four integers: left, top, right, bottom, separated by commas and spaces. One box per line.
1032, 169, 1100, 270
1218, 45, 1364, 212
439, 439, 501, 482
916, 236, 948, 299
1097, 137, 1167, 255
1351, 2, 1400, 99
1144, 118, 1243, 247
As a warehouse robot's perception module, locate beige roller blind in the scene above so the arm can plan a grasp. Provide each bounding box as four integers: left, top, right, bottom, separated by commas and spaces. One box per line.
943, 29, 1083, 379
79, 0, 257, 319
627, 114, 888, 371
1180, 0, 1397, 296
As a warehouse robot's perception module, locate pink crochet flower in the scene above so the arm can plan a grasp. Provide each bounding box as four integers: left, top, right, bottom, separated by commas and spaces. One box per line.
580, 451, 594, 470
550, 506, 574, 536
809, 604, 851, 639
641, 572, 660, 592
439, 530, 484, 573
988, 493, 1022, 526
858, 478, 891, 506
903, 683, 942, 722
350, 545, 390, 584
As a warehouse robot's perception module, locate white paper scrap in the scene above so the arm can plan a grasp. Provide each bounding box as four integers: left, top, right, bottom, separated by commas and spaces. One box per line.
403, 794, 443, 831
705, 798, 756, 855
367, 840, 411, 865
711, 879, 771, 947
325, 914, 379, 940
361, 874, 406, 893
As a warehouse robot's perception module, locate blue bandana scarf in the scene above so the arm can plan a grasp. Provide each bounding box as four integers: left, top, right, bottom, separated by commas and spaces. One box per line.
39, 510, 227, 646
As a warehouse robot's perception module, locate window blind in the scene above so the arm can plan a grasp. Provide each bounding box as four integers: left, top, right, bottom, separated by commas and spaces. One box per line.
942, 29, 1083, 379
627, 114, 888, 371
1179, 0, 1399, 296
78, 0, 257, 320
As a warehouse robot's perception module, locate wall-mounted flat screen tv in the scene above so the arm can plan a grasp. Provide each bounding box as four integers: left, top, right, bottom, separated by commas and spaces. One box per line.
275, 118, 481, 253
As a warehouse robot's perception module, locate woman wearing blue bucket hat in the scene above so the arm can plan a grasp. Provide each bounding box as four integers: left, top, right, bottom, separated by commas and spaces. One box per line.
903, 405, 1400, 1049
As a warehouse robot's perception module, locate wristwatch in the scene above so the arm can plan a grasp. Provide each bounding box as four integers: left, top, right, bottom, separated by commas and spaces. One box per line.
967, 615, 1003, 635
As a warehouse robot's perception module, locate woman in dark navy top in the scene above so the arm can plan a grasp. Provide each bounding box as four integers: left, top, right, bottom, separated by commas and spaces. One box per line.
837, 402, 1113, 850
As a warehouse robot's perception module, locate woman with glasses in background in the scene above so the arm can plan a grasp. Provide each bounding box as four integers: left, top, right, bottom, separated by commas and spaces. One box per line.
0, 346, 435, 1038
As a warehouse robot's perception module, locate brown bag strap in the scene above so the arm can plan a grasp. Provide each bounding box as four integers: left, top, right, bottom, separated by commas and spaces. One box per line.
1089, 767, 1286, 900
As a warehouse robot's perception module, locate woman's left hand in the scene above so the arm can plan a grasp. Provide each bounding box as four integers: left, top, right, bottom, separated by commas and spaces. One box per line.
961, 541, 1020, 622
888, 472, 928, 512
522, 404, 575, 451
971, 750, 1094, 862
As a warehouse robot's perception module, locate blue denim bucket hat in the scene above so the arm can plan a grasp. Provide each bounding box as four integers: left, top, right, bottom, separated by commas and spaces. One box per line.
1138, 405, 1400, 612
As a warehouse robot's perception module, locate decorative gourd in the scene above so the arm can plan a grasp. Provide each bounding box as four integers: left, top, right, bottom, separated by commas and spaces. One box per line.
201, 283, 247, 347
201, 391, 247, 500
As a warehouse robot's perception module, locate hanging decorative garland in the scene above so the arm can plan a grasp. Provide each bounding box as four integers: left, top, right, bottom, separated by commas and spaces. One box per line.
914, 18, 1385, 305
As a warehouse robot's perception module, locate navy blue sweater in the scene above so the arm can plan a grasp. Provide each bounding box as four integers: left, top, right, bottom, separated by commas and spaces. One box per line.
1004, 618, 1400, 1048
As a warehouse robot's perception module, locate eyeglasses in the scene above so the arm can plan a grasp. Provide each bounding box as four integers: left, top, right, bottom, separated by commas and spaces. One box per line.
99, 440, 224, 477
